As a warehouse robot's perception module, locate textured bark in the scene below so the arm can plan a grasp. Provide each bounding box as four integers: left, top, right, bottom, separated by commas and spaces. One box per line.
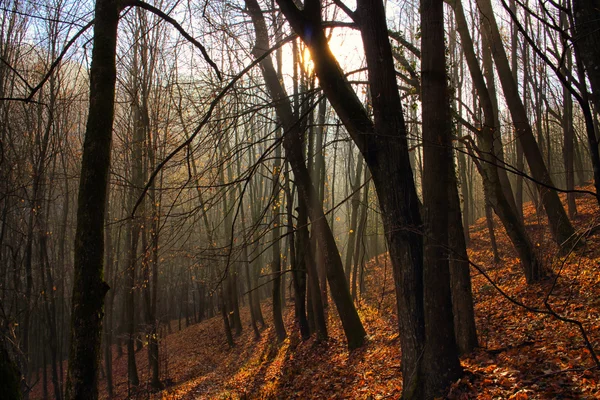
103, 200, 114, 398
65, 0, 118, 397
421, 0, 463, 395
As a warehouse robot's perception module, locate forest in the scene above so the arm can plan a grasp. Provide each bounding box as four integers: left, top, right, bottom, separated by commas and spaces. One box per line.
1, 0, 600, 398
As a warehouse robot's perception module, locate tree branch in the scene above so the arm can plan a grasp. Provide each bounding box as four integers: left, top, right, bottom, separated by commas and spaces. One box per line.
126, 0, 222, 80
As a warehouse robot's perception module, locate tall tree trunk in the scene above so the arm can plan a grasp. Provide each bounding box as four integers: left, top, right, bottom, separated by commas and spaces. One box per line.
509, 0, 524, 218
477, 0, 577, 248
450, 0, 542, 281
285, 164, 311, 340
103, 194, 114, 398
345, 155, 364, 284
247, 0, 364, 349
65, 0, 117, 397
421, 0, 463, 395
146, 118, 162, 390
569, 1, 600, 204
562, 34, 577, 217
271, 131, 287, 342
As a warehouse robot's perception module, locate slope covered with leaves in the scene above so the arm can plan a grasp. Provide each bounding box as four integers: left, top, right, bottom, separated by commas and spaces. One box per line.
91, 188, 600, 399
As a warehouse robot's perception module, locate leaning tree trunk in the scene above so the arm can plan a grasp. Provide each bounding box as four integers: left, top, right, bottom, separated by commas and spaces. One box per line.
477, 0, 577, 248
276, 0, 425, 395
246, 0, 366, 349
450, 0, 542, 282
65, 0, 118, 398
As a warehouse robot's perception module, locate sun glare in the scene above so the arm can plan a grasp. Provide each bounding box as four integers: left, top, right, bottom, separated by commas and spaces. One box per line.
293, 28, 364, 77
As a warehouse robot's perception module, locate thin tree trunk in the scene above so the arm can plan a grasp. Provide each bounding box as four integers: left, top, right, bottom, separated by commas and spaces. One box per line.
561, 27, 577, 217
271, 130, 286, 342
345, 155, 363, 284
351, 173, 369, 301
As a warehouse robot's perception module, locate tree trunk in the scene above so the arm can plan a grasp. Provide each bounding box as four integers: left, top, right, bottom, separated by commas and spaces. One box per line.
569, 3, 600, 204
478, 0, 577, 248
421, 0, 463, 394
247, 0, 364, 349
65, 0, 118, 397
271, 135, 287, 342
351, 172, 369, 301
345, 155, 364, 284
562, 41, 577, 218
450, 0, 542, 282
284, 165, 310, 340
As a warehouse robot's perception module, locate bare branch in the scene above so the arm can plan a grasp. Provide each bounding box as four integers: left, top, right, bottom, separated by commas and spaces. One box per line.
126, 0, 222, 80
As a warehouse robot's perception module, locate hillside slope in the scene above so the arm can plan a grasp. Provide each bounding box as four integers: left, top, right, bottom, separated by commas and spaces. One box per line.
90, 189, 600, 399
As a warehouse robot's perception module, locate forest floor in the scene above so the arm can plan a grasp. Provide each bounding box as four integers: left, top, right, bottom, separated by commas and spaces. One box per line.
36, 187, 600, 399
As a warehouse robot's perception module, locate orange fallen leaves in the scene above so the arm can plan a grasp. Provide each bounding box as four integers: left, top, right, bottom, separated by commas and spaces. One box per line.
30, 185, 600, 400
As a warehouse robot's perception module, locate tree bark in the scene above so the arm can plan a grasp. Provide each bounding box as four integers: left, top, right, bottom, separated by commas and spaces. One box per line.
65, 0, 118, 397
421, 0, 463, 394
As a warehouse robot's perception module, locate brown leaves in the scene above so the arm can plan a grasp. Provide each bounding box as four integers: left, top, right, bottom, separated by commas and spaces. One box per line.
30, 187, 600, 400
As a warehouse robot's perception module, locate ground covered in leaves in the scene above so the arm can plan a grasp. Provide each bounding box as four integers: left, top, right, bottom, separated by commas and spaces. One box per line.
78, 189, 600, 399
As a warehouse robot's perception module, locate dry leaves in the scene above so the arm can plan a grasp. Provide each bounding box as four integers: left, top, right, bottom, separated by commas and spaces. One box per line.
31, 187, 600, 399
